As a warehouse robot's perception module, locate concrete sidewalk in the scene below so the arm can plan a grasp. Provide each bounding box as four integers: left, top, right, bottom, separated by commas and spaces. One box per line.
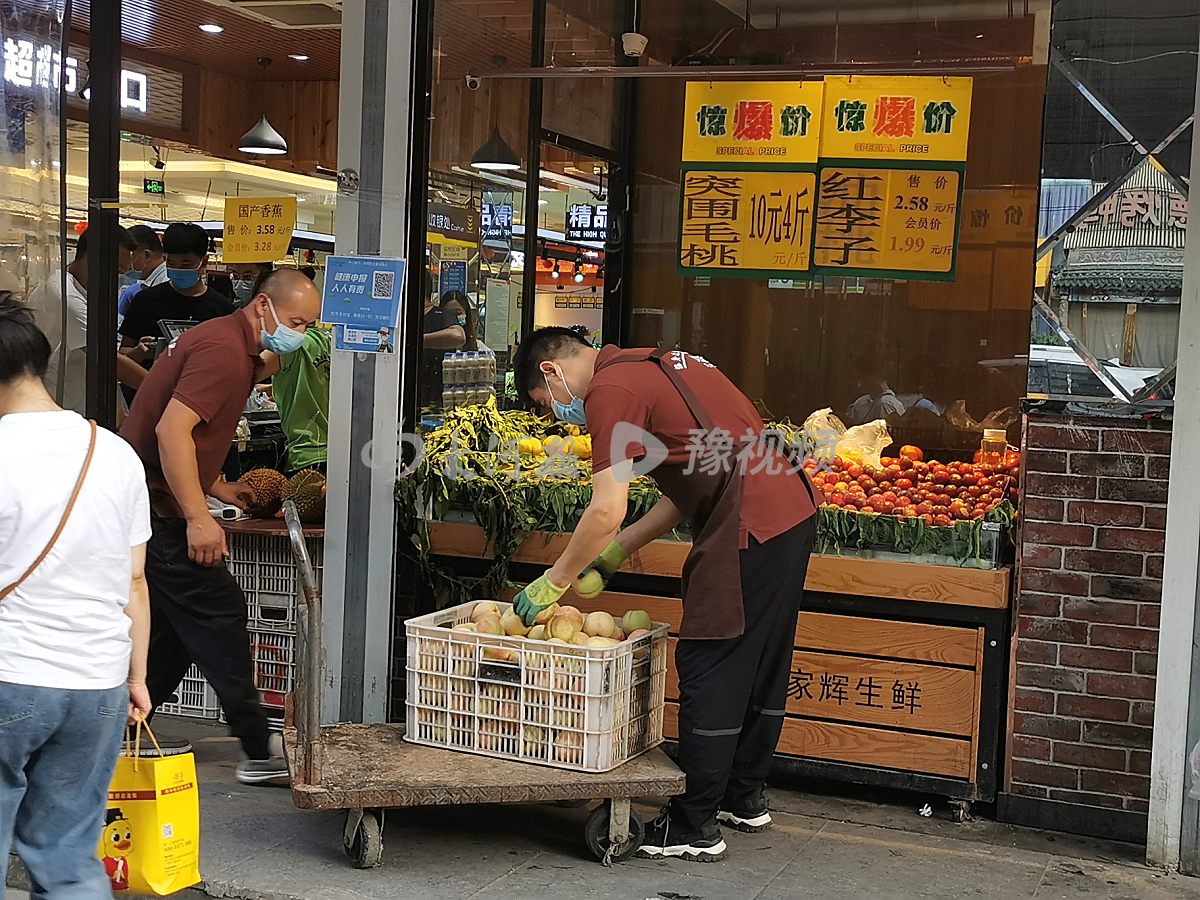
9, 716, 1200, 899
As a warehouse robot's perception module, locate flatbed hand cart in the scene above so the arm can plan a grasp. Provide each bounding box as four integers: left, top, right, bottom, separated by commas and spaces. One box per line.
279, 504, 685, 869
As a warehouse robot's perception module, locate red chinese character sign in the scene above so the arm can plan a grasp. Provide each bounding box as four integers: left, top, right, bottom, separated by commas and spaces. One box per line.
683, 81, 824, 164
820, 76, 973, 162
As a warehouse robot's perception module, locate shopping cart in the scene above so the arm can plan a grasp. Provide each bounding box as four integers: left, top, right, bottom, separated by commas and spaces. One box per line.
280, 502, 685, 869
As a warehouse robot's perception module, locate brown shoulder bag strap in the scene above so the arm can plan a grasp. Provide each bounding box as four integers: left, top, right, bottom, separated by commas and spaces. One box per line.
0, 419, 98, 602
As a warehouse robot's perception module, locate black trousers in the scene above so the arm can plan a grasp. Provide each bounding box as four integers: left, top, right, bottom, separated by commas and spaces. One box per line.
145, 517, 271, 759
672, 516, 816, 834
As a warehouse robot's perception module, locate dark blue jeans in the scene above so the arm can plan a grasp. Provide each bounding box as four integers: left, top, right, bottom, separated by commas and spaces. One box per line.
0, 681, 127, 900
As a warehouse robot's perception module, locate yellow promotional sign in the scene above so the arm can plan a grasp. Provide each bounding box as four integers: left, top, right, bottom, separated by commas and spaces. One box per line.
682, 81, 825, 164
959, 188, 1038, 245
439, 243, 469, 261
819, 76, 973, 162
222, 196, 297, 263
813, 166, 961, 276
679, 169, 817, 275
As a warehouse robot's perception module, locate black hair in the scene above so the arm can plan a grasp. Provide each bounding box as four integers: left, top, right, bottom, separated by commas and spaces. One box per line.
512, 326, 590, 402
0, 293, 52, 383
439, 290, 476, 351
74, 225, 136, 259
161, 222, 209, 258
126, 224, 163, 254
208, 272, 234, 301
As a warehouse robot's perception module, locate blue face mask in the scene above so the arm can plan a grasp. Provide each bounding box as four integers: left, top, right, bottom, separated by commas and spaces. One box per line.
260, 299, 306, 354
546, 367, 587, 426
167, 266, 200, 291
232, 279, 254, 302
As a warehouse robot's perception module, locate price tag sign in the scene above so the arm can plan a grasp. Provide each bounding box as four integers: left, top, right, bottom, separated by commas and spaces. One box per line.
222, 197, 297, 263
813, 166, 962, 279
678, 168, 816, 277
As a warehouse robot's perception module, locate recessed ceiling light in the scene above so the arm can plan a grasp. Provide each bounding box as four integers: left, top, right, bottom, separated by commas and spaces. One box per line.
200, 23, 224, 34
289, 54, 309, 61
975, 33, 984, 39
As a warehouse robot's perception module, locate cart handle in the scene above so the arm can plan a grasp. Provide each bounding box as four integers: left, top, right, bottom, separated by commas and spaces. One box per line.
283, 501, 323, 784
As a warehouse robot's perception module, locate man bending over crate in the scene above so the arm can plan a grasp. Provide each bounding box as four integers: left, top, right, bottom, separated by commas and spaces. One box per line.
122, 267, 320, 785
511, 327, 818, 862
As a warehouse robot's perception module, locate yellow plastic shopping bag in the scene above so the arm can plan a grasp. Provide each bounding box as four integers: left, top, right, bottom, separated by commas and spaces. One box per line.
96, 721, 202, 895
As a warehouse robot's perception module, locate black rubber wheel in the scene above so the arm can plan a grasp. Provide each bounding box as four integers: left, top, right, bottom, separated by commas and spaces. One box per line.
584, 803, 645, 864
345, 811, 384, 868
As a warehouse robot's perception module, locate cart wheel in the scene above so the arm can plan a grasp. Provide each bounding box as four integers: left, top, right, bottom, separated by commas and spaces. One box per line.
344, 810, 384, 868
584, 803, 644, 865
949, 800, 973, 824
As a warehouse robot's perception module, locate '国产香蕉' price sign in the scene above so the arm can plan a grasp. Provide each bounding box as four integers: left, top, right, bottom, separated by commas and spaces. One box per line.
222, 197, 296, 264
678, 168, 817, 277
812, 165, 962, 281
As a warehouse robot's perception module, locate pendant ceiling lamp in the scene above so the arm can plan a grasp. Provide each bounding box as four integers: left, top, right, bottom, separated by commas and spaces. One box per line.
239, 57, 288, 156
470, 128, 521, 171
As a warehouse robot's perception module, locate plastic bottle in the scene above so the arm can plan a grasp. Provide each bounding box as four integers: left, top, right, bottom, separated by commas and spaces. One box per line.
442, 385, 456, 411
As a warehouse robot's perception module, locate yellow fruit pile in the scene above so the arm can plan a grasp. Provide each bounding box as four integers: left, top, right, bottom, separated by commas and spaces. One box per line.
447, 600, 653, 650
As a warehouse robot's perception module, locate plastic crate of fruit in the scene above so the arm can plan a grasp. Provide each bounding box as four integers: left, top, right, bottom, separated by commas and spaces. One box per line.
405, 600, 668, 773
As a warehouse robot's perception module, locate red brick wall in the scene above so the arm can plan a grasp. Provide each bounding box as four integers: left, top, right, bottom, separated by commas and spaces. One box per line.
1008, 414, 1169, 821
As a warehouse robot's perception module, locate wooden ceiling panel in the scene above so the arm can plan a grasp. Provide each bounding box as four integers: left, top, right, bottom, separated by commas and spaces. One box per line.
70, 0, 341, 81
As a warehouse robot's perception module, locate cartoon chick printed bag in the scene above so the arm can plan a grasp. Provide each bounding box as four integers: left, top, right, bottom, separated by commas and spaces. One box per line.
96, 720, 201, 895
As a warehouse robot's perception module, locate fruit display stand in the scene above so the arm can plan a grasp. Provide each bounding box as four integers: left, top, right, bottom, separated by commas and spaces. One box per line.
426, 520, 1013, 821
277, 505, 685, 870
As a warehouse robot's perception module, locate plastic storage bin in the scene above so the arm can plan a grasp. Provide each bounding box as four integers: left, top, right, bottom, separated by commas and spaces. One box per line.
226, 531, 324, 631
158, 664, 221, 720
405, 601, 668, 773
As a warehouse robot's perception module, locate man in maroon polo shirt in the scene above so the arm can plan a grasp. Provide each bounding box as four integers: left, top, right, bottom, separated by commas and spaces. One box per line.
511, 327, 818, 863
122, 269, 320, 785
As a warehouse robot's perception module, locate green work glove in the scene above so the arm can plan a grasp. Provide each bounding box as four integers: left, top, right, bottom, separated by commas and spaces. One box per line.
575, 540, 630, 599
513, 571, 571, 626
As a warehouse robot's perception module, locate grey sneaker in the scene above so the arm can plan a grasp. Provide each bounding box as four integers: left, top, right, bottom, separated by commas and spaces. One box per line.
236, 733, 288, 785
236, 756, 289, 786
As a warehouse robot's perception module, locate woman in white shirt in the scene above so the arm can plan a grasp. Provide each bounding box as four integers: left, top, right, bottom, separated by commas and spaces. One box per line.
0, 294, 153, 895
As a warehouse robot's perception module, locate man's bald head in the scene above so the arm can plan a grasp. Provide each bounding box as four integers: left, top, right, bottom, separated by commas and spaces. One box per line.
245, 267, 322, 339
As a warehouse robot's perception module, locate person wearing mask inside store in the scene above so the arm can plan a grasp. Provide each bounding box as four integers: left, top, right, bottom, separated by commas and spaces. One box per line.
117, 225, 168, 321
421, 287, 467, 406
510, 328, 818, 863
120, 269, 321, 784
229, 262, 273, 307
27, 226, 137, 414
439, 289, 491, 353
119, 223, 235, 367
272, 318, 331, 475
